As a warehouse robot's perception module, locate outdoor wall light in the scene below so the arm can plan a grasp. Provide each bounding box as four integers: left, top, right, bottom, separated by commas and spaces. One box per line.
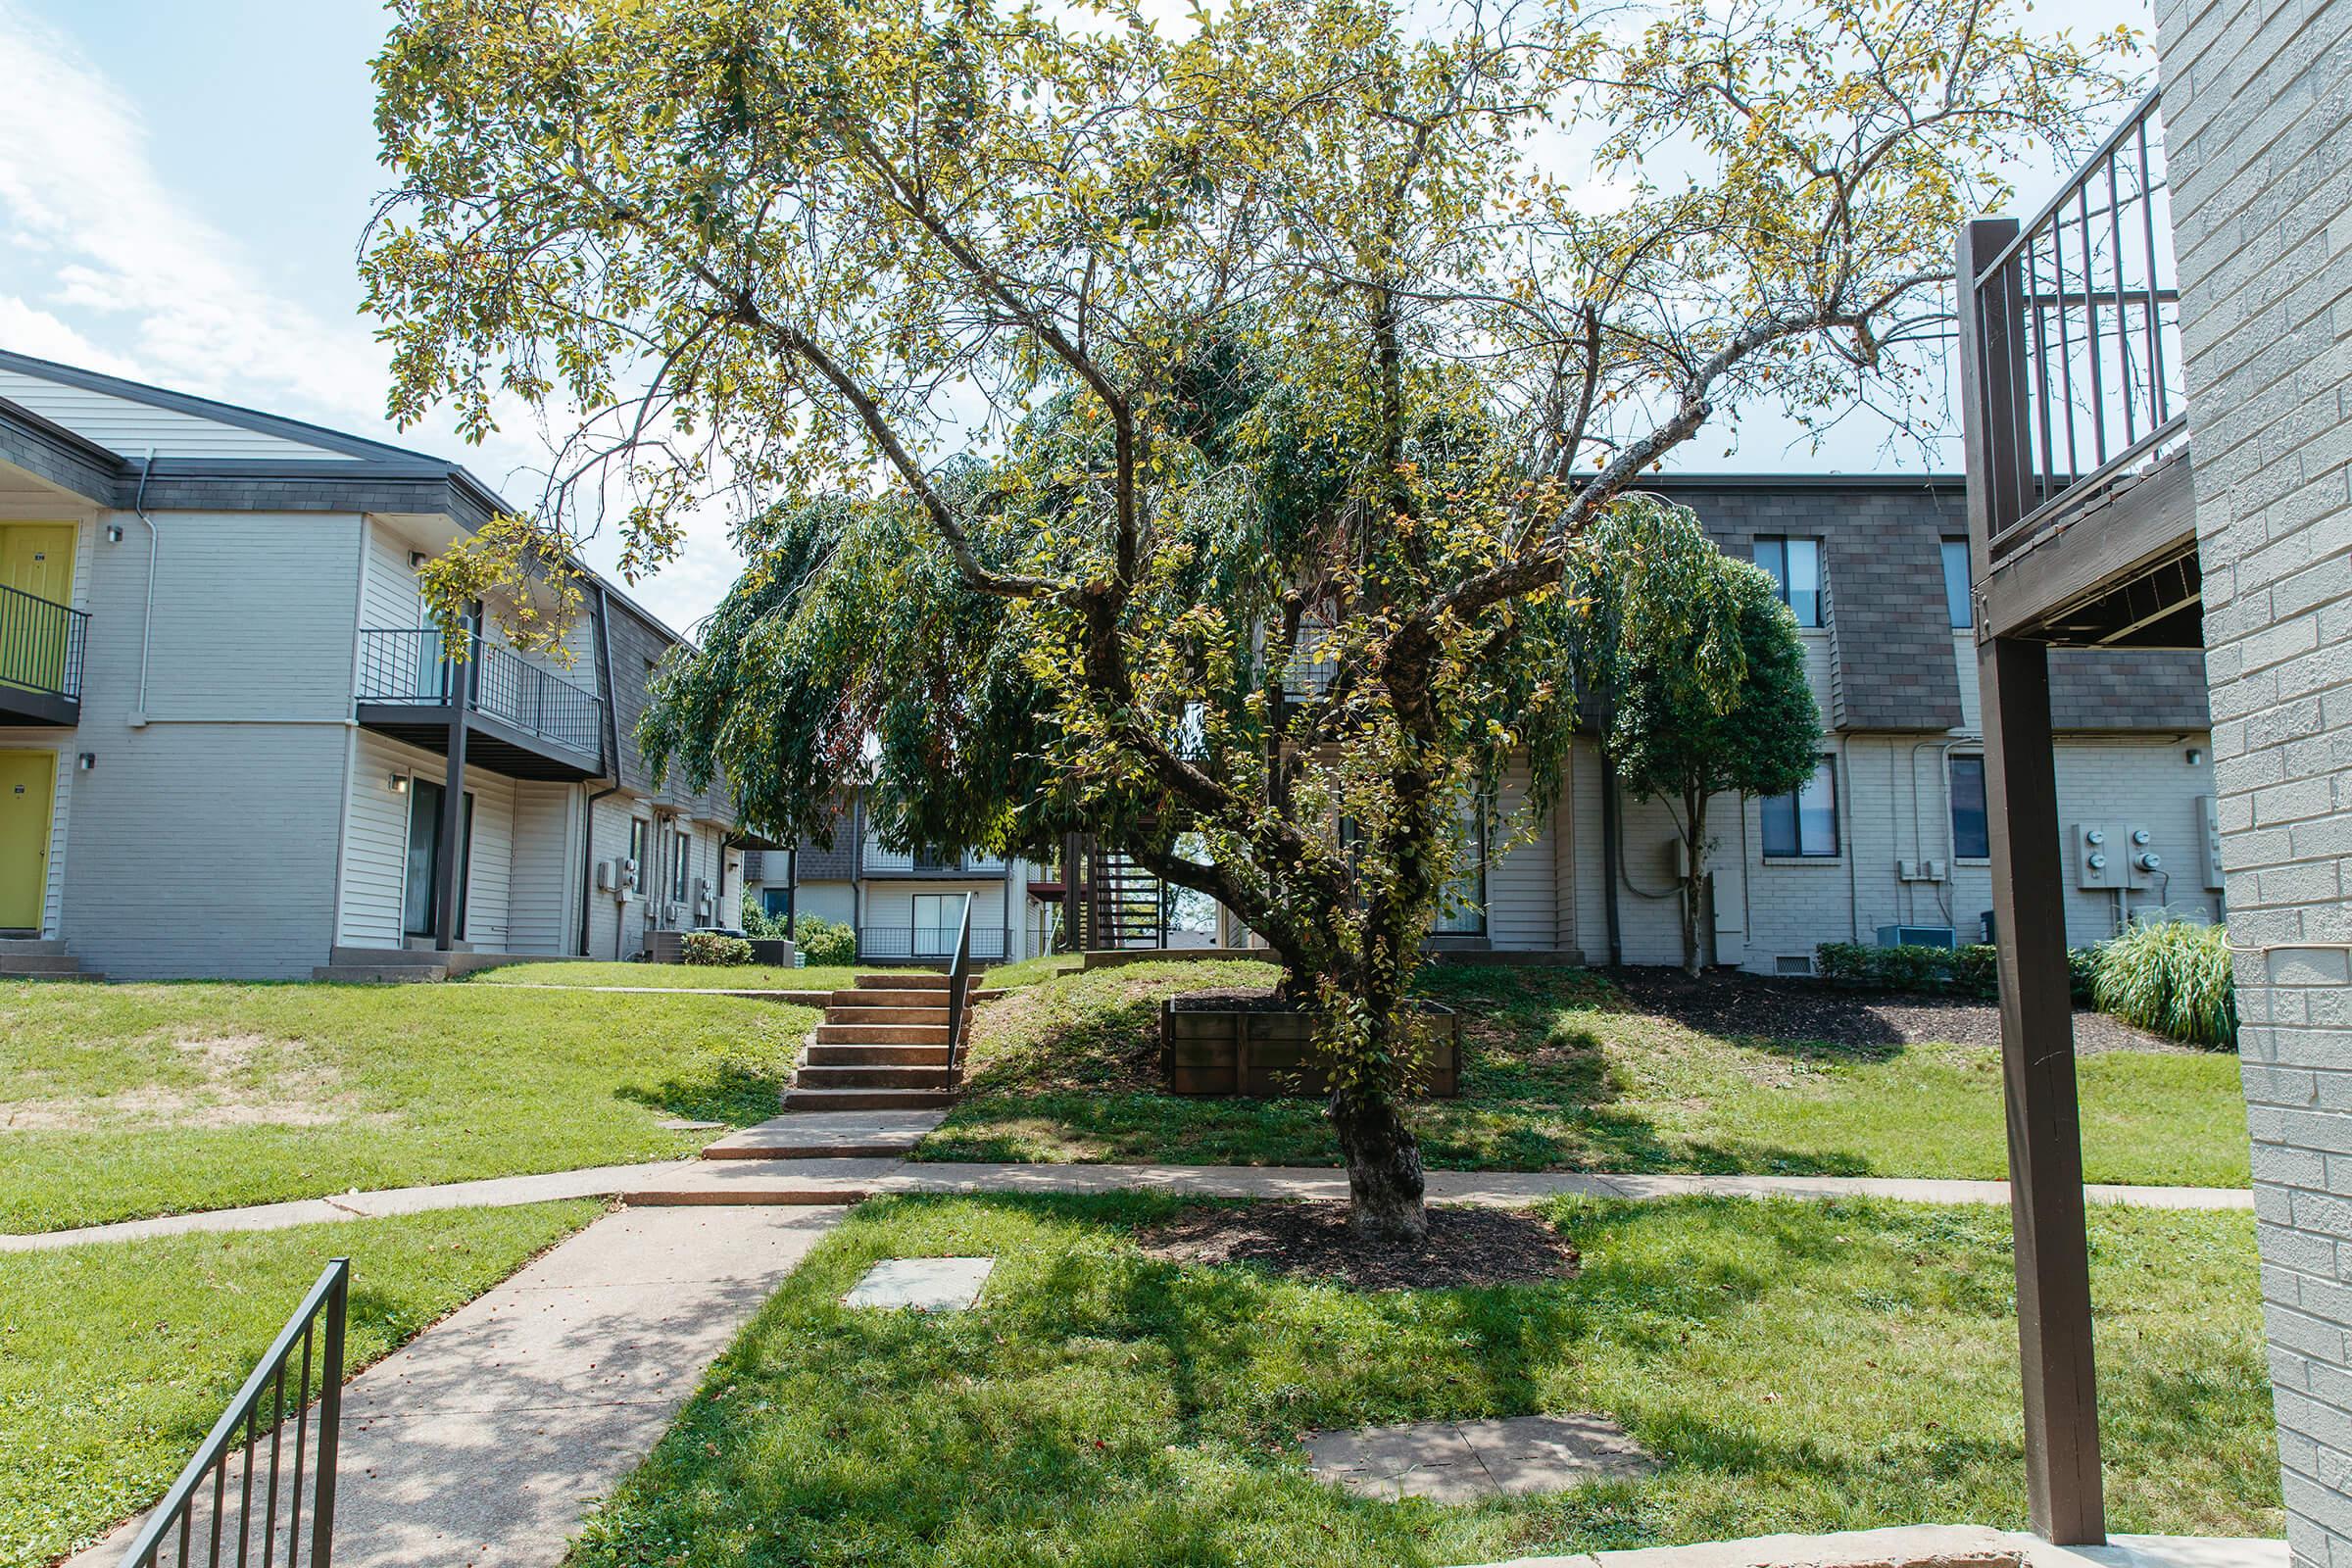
75, 753, 95, 771
410, 551, 428, 570
389, 772, 410, 794
105, 524, 123, 544
2186, 747, 2205, 765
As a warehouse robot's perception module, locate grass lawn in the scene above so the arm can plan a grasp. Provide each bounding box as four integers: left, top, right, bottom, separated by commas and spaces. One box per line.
0, 982, 814, 1232
917, 963, 2250, 1187
1, 1200, 603, 1568
567, 1193, 2278, 1567
468, 960, 855, 991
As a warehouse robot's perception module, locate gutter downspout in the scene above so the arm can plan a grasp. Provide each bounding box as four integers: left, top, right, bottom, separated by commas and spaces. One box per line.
1598, 742, 1625, 967
577, 583, 626, 956
129, 449, 158, 726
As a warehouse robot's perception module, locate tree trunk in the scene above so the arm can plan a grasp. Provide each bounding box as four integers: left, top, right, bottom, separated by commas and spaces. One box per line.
1680, 790, 1708, 977
1329, 1084, 1427, 1241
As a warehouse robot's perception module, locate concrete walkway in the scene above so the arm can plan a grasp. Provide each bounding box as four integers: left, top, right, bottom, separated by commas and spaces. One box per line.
67, 1205, 845, 1568
1469, 1523, 2283, 1568
3, 1158, 2249, 1252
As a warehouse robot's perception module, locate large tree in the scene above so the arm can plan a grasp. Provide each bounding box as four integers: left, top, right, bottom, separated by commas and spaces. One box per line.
1571, 509, 1822, 975
362, 0, 2131, 1238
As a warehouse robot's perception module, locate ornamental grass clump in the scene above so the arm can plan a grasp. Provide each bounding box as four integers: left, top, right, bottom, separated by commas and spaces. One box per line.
2093, 920, 2238, 1050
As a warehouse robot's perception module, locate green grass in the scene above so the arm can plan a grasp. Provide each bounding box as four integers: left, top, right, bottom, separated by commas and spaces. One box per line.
918, 963, 2250, 1187
2, 1200, 603, 1568
467, 960, 854, 991
566, 1193, 2278, 1567
0, 982, 815, 1232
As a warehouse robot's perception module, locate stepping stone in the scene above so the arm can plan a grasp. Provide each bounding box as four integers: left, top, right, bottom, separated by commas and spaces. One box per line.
843, 1256, 996, 1312
1307, 1412, 1653, 1502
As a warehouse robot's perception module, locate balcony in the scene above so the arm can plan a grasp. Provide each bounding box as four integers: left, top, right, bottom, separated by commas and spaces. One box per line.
858, 923, 1011, 961
0, 583, 87, 725
355, 627, 606, 780
1962, 88, 2201, 647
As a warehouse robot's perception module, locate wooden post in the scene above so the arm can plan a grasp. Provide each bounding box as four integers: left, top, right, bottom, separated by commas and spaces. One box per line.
1959, 216, 2106, 1545
431, 628, 471, 953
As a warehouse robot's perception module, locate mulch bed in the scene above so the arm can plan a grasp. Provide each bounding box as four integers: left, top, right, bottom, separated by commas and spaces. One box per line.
1609, 968, 2184, 1054
1141, 1201, 1581, 1290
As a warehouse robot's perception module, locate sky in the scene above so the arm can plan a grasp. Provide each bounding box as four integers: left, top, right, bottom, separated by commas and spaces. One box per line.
0, 0, 2152, 636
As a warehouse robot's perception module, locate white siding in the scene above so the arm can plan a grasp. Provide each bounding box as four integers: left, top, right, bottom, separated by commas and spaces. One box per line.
1483, 760, 1562, 951
339, 730, 420, 948
462, 770, 516, 950
508, 782, 579, 955
0, 369, 360, 462
361, 522, 424, 631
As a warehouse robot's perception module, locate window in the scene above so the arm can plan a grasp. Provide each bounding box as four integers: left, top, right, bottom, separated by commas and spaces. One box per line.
760, 887, 793, 917
1761, 758, 1839, 858
627, 818, 648, 892
401, 782, 474, 937
667, 827, 690, 902
912, 892, 959, 956
1432, 803, 1489, 935
1949, 755, 1990, 859
1754, 536, 1824, 627
1941, 539, 1975, 628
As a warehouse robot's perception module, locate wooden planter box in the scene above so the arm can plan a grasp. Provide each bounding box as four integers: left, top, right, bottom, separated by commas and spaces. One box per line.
1158, 1001, 1460, 1099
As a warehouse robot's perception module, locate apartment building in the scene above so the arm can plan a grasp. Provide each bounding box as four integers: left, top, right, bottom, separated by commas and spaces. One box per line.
0, 350, 760, 981
732, 474, 2221, 974
744, 796, 1053, 962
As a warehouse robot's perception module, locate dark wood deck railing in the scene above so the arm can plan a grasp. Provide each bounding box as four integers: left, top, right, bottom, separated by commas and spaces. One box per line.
1970, 87, 2182, 565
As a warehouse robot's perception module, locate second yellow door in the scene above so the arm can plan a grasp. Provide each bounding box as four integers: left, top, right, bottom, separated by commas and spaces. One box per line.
0, 750, 54, 931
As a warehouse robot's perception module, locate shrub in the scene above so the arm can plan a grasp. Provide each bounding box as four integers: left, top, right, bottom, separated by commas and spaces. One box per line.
680, 931, 755, 966
740, 898, 788, 940
1815, 941, 1999, 998
2093, 919, 2237, 1050
797, 917, 858, 967
2068, 943, 2105, 1005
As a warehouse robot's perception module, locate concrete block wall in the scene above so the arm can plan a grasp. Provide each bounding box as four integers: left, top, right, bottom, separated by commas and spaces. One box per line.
2149, 0, 2352, 1558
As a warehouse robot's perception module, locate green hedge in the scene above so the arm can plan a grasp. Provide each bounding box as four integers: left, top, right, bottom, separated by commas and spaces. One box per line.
1815, 942, 2000, 998
681, 931, 755, 966
798, 916, 858, 967
2092, 920, 2238, 1050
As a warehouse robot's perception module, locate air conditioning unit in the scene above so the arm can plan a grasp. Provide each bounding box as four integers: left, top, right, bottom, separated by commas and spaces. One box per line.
1876, 924, 1958, 950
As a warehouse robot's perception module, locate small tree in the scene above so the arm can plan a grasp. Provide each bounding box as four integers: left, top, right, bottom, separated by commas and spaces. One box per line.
362, 0, 2130, 1239
1574, 507, 1821, 975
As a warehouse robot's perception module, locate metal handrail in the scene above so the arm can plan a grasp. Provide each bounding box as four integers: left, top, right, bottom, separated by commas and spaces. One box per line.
122, 1258, 348, 1568
1969, 87, 2182, 563
356, 628, 605, 757
0, 581, 88, 700
945, 892, 976, 1086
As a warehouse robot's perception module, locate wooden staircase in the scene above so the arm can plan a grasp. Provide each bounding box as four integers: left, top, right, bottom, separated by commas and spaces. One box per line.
782, 971, 982, 1111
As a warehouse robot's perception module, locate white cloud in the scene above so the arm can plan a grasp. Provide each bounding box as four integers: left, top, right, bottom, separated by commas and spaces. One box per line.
0, 4, 386, 416
0, 2, 750, 635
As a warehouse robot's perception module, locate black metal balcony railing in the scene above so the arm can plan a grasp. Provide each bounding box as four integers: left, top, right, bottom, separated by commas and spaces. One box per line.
858, 923, 1011, 961
357, 628, 605, 757
0, 582, 87, 703
1970, 87, 2183, 564
121, 1258, 347, 1568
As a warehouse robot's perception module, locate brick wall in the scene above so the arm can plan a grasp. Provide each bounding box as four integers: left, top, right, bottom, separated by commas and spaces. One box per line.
2149, 0, 2352, 1558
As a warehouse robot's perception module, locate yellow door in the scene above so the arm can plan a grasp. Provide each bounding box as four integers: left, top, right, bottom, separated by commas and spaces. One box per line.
0, 751, 54, 932
0, 524, 77, 693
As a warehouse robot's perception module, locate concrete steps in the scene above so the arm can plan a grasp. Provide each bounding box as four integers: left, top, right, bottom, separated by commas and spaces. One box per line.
780, 1086, 960, 1111
804, 1042, 952, 1066
313, 946, 452, 984
820, 1004, 950, 1025
794, 1063, 956, 1091
0, 938, 103, 981
813, 1021, 949, 1045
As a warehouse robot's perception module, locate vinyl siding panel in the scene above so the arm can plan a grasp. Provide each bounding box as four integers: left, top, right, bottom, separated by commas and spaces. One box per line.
0, 369, 362, 461
508, 781, 578, 954
340, 730, 422, 947
1483, 760, 1561, 951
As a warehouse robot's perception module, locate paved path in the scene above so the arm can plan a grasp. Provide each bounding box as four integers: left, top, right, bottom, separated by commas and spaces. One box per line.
1474, 1524, 2282, 1568
67, 1205, 845, 1568
3, 1158, 2247, 1252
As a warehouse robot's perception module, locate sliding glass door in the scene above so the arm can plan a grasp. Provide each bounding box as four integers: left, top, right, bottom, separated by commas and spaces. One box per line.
402, 779, 474, 939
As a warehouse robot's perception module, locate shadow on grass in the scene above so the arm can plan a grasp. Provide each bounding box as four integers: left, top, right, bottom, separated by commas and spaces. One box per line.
614, 1053, 792, 1126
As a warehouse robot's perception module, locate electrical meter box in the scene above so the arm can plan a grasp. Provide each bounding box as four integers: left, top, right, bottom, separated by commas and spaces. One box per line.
2073, 824, 2119, 889
2197, 796, 2225, 890
2124, 825, 2163, 889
